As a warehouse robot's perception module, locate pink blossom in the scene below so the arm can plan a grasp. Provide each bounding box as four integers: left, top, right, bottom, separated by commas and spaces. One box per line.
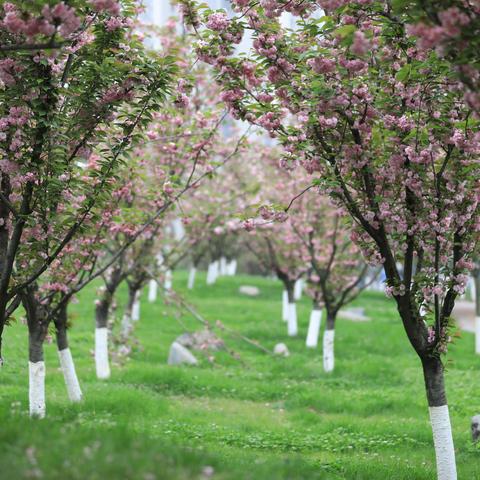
307, 57, 336, 74
89, 0, 121, 15
351, 31, 370, 56
206, 12, 230, 31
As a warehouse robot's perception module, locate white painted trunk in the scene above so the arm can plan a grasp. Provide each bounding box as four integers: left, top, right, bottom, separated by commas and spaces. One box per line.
212, 261, 219, 283
219, 256, 227, 276
306, 309, 322, 348
164, 269, 172, 291
148, 279, 158, 303
206, 263, 213, 285
172, 217, 185, 240
121, 313, 132, 337
294, 279, 303, 300
323, 329, 335, 372
207, 261, 219, 285
287, 302, 298, 336
132, 292, 140, 321
206, 262, 217, 285
475, 316, 480, 355
29, 361, 46, 418
282, 290, 288, 322
228, 259, 237, 276
187, 267, 196, 290
58, 348, 82, 402
429, 405, 457, 480
95, 327, 110, 379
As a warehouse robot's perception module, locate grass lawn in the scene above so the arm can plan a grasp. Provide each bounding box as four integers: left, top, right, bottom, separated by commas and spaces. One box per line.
1, 271, 480, 479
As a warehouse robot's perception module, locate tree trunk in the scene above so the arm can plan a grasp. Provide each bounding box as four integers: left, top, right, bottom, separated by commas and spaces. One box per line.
54, 303, 82, 402
148, 279, 157, 302
206, 262, 215, 285
208, 260, 219, 284
95, 290, 113, 380
393, 292, 457, 478
227, 259, 237, 276
164, 269, 173, 291
0, 330, 3, 366
375, 231, 457, 478
121, 283, 138, 338
188, 266, 197, 289
219, 256, 227, 276
22, 287, 48, 418
282, 289, 288, 322
294, 278, 303, 300
306, 303, 322, 348
286, 283, 297, 337
474, 272, 480, 354
323, 312, 335, 372
132, 289, 141, 322
421, 356, 457, 480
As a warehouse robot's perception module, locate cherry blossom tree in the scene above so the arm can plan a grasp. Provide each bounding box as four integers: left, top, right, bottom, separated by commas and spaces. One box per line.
241, 160, 311, 337
289, 190, 373, 371
183, 1, 480, 477
0, 0, 175, 379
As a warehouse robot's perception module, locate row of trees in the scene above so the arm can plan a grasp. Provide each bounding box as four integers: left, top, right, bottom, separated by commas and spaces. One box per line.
0, 1, 253, 416
180, 1, 479, 478
1, 2, 479, 479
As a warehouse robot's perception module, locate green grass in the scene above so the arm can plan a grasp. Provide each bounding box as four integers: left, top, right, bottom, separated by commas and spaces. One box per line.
1, 271, 480, 479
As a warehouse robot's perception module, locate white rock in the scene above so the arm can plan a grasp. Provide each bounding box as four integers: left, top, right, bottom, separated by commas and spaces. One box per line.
168, 342, 198, 366
472, 415, 480, 442
273, 343, 290, 357
338, 307, 369, 322
239, 285, 260, 296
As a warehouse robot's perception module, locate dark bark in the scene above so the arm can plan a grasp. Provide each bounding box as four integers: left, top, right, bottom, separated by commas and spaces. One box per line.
53, 303, 69, 351
95, 294, 112, 329
124, 283, 138, 321
286, 282, 295, 303
95, 267, 123, 329
421, 356, 448, 407
326, 311, 336, 331
313, 299, 322, 310
22, 286, 49, 363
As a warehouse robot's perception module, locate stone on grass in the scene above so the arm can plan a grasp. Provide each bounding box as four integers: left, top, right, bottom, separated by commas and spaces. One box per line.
168, 342, 198, 366
239, 285, 260, 296
273, 343, 290, 357
202, 466, 215, 478
338, 307, 369, 322
175, 329, 225, 351
472, 415, 480, 442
